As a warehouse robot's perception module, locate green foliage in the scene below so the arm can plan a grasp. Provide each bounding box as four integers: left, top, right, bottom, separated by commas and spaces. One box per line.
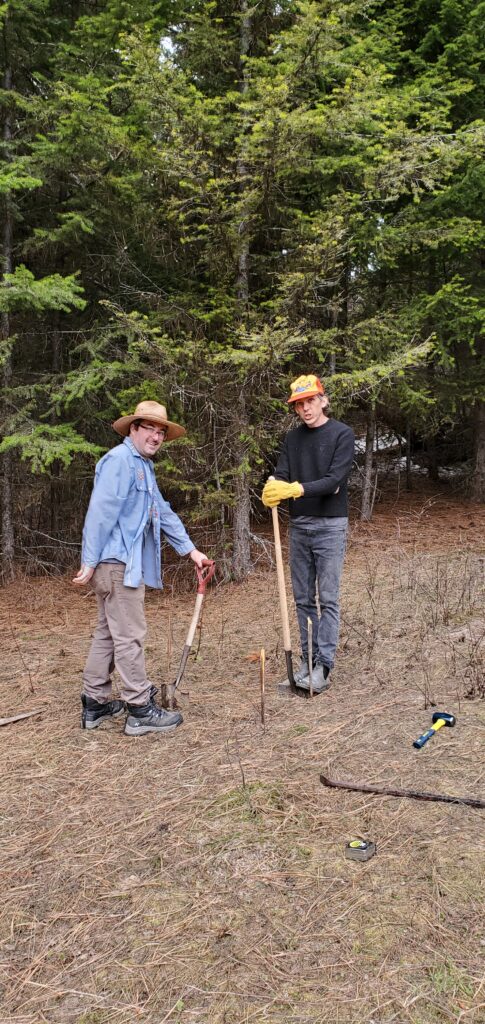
0, 425, 103, 473
2, 0, 485, 570
28, 212, 95, 250
50, 359, 135, 410
0, 266, 85, 312
329, 341, 434, 409
0, 166, 42, 194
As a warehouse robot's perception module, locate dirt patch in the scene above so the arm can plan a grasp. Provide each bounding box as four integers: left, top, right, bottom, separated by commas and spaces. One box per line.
1, 485, 484, 1024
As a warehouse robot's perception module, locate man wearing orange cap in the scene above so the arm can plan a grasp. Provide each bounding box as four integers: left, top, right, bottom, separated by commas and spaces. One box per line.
73, 401, 209, 735
262, 376, 354, 692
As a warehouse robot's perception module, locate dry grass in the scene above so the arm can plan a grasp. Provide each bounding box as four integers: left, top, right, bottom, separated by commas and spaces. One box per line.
0, 485, 484, 1024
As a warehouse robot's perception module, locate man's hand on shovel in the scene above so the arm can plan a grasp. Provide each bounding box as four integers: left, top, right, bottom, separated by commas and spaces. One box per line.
189, 548, 210, 569
262, 479, 304, 507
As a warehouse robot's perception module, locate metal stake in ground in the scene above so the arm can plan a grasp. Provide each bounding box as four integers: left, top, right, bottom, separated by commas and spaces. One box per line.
163, 560, 215, 709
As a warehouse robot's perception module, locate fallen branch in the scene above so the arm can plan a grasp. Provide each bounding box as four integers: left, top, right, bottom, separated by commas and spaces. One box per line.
320, 774, 485, 810
0, 709, 45, 727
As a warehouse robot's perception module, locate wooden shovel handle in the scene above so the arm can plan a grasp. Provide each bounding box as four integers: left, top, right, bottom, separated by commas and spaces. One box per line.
271, 504, 292, 652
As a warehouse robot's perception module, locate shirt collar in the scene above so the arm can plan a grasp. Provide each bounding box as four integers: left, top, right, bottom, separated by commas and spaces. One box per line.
123, 436, 152, 463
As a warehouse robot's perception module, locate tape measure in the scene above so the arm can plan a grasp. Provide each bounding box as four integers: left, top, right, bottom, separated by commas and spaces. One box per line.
344, 839, 376, 862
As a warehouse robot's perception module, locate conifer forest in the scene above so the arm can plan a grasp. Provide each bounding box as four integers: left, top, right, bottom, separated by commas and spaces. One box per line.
1, 0, 484, 579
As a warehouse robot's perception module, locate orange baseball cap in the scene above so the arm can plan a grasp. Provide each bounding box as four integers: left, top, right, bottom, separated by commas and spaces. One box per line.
288, 374, 325, 404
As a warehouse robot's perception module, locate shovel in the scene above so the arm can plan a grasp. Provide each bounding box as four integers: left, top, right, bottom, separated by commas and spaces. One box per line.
162, 559, 216, 709
269, 480, 308, 698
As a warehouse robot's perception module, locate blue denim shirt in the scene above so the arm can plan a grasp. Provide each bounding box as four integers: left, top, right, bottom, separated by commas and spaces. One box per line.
81, 438, 194, 589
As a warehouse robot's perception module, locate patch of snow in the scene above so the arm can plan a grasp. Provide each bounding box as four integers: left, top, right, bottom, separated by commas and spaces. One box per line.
386, 457, 427, 475
354, 433, 405, 454
437, 465, 468, 481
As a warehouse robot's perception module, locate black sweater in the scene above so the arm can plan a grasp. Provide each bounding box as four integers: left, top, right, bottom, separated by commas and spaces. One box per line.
274, 418, 355, 518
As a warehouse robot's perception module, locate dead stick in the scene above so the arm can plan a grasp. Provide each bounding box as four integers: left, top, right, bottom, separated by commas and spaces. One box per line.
0, 709, 44, 727
320, 774, 485, 810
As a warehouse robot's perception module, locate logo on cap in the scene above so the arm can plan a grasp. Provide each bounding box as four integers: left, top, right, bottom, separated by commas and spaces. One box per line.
288, 374, 325, 404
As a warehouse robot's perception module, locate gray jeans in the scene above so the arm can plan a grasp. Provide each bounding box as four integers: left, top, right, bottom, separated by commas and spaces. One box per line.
82, 563, 151, 706
289, 517, 348, 670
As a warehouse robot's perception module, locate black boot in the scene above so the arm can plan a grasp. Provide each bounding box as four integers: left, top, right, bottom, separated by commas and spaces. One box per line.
149, 684, 159, 704
124, 701, 183, 736
81, 694, 125, 730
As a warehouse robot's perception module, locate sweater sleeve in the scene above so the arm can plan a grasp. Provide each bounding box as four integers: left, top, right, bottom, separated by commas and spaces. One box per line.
301, 428, 355, 498
274, 437, 290, 482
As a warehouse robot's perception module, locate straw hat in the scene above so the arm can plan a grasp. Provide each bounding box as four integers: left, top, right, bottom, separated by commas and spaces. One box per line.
112, 400, 186, 441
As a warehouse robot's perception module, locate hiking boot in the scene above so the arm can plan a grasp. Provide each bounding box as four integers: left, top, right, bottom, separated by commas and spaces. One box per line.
279, 657, 311, 687
124, 701, 183, 736
118, 685, 158, 711
81, 694, 125, 730
294, 657, 313, 685
297, 663, 330, 694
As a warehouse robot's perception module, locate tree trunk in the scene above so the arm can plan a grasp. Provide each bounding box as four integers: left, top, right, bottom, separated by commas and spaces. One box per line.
236, 0, 250, 316
232, 467, 252, 581
405, 420, 412, 491
231, 394, 253, 580
427, 435, 439, 481
471, 399, 485, 502
0, 281, 14, 581
50, 320, 62, 537
1, 445, 14, 581
231, 0, 253, 578
360, 406, 376, 521
1, 58, 15, 581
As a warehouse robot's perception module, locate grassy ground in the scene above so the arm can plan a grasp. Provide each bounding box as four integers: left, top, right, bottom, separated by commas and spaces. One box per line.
0, 485, 484, 1024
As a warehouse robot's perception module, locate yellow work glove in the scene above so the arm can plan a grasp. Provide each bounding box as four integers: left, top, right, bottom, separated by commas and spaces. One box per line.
261, 479, 304, 507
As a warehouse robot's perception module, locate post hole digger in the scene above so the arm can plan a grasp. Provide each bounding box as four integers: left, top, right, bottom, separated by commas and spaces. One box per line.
160, 559, 216, 709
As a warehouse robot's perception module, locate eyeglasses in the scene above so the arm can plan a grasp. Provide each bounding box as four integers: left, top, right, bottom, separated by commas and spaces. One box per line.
138, 423, 167, 440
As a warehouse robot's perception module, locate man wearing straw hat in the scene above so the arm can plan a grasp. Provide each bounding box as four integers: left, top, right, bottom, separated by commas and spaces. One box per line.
262, 375, 354, 692
73, 400, 208, 735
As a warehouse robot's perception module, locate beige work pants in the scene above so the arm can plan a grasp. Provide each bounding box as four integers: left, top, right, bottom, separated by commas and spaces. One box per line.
82, 563, 151, 706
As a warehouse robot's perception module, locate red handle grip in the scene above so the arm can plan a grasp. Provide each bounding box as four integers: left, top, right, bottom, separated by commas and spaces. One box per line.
196, 559, 216, 594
